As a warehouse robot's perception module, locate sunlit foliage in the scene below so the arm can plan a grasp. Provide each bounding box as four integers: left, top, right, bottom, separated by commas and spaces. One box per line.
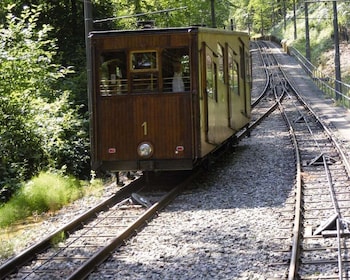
0, 6, 89, 201
0, 172, 83, 228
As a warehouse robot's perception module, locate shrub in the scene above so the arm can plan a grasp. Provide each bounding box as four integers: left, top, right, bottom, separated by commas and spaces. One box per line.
0, 172, 82, 228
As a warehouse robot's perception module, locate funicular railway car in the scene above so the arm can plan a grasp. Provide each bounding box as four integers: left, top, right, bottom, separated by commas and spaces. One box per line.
89, 26, 251, 172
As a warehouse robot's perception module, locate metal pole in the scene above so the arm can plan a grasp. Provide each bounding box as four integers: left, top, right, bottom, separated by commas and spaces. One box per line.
283, 0, 287, 30
293, 0, 297, 39
333, 0, 341, 100
304, 1, 311, 62
211, 0, 216, 28
84, 0, 94, 165
303, 0, 344, 100
84, 0, 93, 69
261, 8, 264, 36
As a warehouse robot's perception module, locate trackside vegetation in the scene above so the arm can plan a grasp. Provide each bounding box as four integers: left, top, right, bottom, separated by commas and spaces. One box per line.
0, 172, 82, 228
270, 2, 350, 85
0, 6, 89, 203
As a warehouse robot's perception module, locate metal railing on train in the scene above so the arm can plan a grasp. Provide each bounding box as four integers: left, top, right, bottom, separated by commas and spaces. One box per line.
288, 46, 350, 108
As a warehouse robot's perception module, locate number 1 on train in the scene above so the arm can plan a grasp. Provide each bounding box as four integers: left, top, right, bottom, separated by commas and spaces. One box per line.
141, 121, 147, 136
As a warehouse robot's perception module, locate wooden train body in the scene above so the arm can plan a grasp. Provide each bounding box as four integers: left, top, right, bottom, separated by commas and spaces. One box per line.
89, 26, 251, 172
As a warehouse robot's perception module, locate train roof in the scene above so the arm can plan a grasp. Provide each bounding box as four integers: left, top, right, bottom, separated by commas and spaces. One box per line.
89, 26, 249, 38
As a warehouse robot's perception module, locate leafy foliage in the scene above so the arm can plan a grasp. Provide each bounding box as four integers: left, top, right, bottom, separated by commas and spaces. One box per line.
0, 6, 89, 201
99, 0, 233, 29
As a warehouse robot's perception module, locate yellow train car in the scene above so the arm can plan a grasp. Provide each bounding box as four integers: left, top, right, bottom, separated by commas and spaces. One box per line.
89, 26, 251, 172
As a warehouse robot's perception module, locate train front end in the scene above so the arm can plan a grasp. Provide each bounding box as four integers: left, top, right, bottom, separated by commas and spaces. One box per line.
90, 28, 199, 172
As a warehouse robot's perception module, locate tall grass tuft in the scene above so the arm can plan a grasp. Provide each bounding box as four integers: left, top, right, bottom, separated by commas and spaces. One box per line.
0, 172, 82, 228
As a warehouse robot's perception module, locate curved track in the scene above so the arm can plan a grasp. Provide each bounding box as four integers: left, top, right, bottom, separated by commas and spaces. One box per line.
254, 40, 350, 279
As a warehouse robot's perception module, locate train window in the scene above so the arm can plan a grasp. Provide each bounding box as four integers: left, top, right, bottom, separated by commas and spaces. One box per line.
217, 43, 225, 83
99, 51, 127, 96
228, 51, 239, 95
245, 51, 251, 84
162, 48, 190, 93
130, 51, 158, 93
240, 46, 245, 80
206, 48, 217, 101
131, 51, 157, 71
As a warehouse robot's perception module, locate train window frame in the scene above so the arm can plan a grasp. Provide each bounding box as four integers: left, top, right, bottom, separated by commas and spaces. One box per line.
228, 48, 239, 96
161, 47, 190, 93
217, 43, 225, 83
205, 46, 218, 102
239, 46, 245, 80
130, 50, 159, 94
99, 50, 128, 96
245, 51, 251, 85
130, 50, 158, 72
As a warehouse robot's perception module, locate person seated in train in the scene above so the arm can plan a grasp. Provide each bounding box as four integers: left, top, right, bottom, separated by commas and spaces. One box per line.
172, 61, 185, 92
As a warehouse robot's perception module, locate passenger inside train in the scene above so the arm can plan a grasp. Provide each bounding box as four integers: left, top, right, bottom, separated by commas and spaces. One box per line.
172, 61, 185, 92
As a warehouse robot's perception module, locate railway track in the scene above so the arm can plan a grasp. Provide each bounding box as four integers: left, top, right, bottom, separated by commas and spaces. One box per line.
3, 41, 350, 279
253, 41, 350, 279
0, 171, 198, 279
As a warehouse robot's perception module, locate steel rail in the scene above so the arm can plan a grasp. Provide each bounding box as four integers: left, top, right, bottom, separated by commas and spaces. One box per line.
237, 41, 279, 141
251, 41, 270, 108
257, 44, 302, 279
275, 90, 302, 280
290, 86, 350, 177
258, 40, 350, 279
236, 101, 279, 142
323, 154, 344, 280
277, 47, 350, 279
0, 179, 143, 279
67, 168, 202, 280
269, 64, 303, 280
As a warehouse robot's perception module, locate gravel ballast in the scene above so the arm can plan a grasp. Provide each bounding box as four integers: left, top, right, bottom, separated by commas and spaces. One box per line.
88, 108, 296, 279
1, 44, 298, 279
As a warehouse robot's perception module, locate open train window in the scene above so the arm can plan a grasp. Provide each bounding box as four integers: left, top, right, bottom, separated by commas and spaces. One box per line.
245, 51, 251, 85
240, 46, 245, 80
162, 47, 190, 93
217, 43, 225, 83
99, 51, 127, 96
130, 51, 158, 93
206, 47, 217, 101
228, 50, 239, 95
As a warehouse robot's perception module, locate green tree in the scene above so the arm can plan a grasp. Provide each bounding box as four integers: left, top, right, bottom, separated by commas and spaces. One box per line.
0, 5, 89, 202
105, 0, 232, 29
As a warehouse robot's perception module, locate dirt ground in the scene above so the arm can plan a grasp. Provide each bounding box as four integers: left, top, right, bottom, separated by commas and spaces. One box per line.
318, 42, 350, 84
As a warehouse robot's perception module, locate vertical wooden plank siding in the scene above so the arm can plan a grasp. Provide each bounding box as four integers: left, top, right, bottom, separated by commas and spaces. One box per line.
97, 94, 192, 161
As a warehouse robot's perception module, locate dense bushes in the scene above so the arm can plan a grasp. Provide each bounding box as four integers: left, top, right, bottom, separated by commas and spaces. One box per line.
0, 6, 90, 202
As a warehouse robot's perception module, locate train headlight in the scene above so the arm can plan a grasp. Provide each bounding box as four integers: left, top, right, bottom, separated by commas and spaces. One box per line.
137, 142, 153, 158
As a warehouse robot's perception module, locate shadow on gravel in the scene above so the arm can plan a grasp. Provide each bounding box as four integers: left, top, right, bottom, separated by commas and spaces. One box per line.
89, 133, 295, 279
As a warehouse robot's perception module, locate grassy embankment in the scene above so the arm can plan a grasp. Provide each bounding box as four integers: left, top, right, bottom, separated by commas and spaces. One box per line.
0, 172, 104, 259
